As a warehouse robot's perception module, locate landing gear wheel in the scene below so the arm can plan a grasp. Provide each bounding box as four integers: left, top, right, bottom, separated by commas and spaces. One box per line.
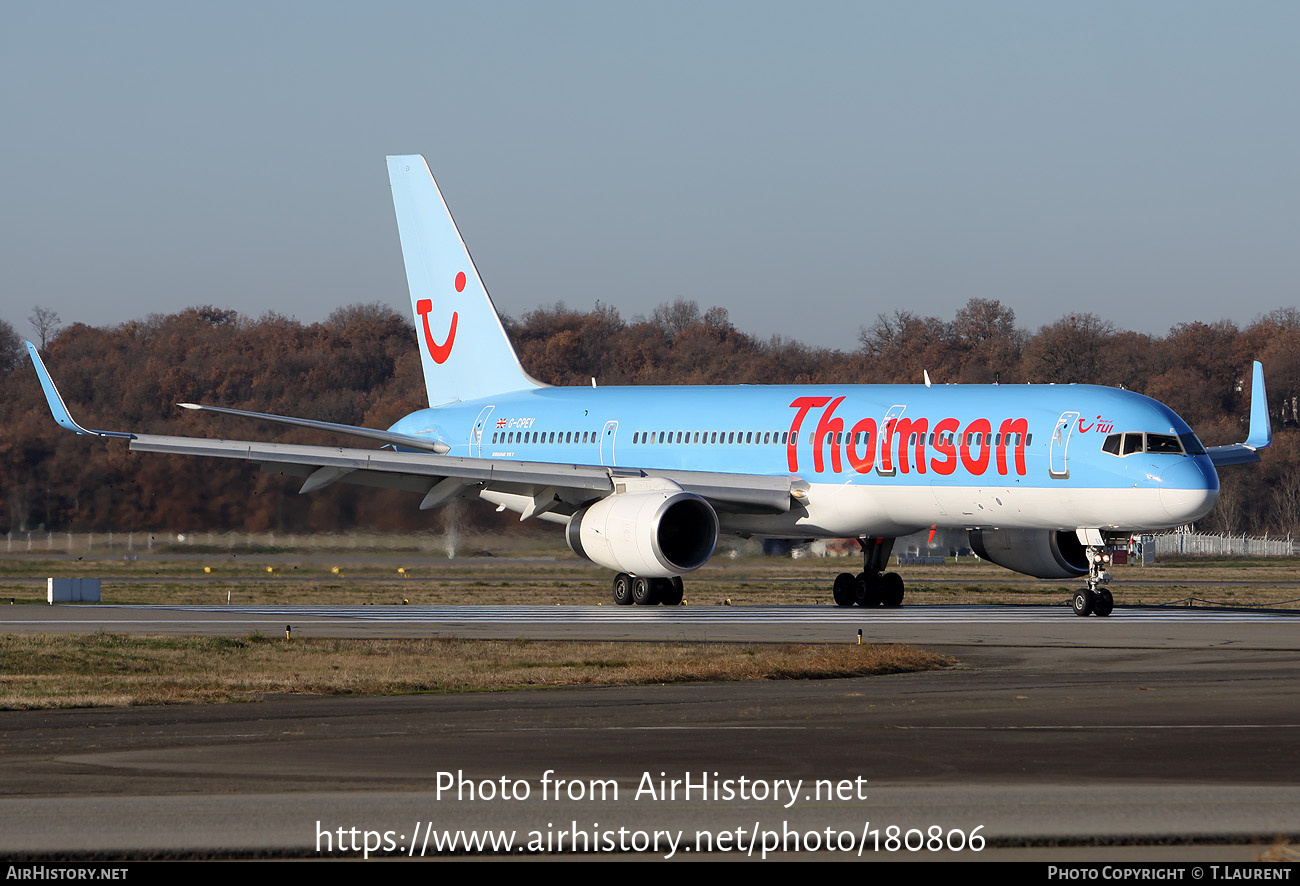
833, 572, 857, 607
612, 573, 634, 606
1093, 588, 1113, 617
660, 577, 684, 606
632, 576, 660, 606
856, 572, 882, 608
1072, 588, 1094, 617
881, 572, 905, 608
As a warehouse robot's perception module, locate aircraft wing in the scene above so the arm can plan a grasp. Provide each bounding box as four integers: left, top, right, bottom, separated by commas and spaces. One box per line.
127, 433, 799, 515
27, 344, 800, 519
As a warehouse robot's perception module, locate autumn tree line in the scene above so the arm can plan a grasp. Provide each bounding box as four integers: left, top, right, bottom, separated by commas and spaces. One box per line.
2, 298, 1298, 538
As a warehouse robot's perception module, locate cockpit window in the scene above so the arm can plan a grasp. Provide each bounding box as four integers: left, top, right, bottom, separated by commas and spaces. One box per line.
1104, 431, 1194, 457
1179, 433, 1207, 456
1145, 434, 1183, 454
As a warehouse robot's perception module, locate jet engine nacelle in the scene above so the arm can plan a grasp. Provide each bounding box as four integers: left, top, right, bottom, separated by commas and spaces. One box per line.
566, 489, 719, 577
967, 528, 1088, 579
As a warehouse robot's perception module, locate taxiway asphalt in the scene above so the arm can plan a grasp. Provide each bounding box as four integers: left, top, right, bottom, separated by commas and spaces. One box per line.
1, 603, 1297, 860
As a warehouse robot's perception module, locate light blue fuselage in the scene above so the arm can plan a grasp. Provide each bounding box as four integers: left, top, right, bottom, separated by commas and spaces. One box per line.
388, 382, 1219, 537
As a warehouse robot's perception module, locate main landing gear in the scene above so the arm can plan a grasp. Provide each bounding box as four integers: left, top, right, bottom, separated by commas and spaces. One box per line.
1072, 545, 1115, 617
833, 537, 905, 609
612, 573, 684, 606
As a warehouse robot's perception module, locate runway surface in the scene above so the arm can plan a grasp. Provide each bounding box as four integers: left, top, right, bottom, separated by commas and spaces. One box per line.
2, 602, 1298, 859
5, 601, 1299, 648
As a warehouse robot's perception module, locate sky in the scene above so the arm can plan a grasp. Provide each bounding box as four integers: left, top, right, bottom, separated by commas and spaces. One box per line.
2, 1, 1297, 351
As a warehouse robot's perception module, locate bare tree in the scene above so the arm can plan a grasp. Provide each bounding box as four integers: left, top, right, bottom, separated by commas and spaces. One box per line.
0, 318, 20, 370
29, 306, 62, 350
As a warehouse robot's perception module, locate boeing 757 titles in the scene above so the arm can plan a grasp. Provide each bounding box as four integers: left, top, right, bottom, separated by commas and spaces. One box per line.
27, 155, 1273, 616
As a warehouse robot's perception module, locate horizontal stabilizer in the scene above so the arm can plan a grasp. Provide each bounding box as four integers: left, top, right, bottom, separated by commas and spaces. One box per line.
179, 403, 450, 454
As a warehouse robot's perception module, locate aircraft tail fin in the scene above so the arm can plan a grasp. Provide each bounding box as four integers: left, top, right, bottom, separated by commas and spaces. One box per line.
386, 155, 543, 406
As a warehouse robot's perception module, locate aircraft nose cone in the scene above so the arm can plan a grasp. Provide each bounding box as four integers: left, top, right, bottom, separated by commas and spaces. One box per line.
1159, 458, 1219, 522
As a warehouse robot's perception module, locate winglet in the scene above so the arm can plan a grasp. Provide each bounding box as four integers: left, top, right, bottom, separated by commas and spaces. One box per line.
26, 342, 134, 439
1206, 361, 1272, 467
1244, 360, 1271, 451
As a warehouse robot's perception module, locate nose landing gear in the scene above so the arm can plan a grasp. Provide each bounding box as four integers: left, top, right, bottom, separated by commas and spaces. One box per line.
1072, 545, 1115, 616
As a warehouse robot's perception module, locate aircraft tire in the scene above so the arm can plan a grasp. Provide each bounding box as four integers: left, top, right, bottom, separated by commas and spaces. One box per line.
1072, 588, 1094, 617
855, 573, 882, 608
660, 577, 684, 606
632, 576, 660, 606
612, 573, 634, 606
833, 572, 857, 607
882, 572, 905, 607
1094, 588, 1114, 617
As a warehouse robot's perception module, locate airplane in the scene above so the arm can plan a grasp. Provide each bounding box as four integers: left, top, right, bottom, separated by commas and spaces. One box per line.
27, 155, 1273, 617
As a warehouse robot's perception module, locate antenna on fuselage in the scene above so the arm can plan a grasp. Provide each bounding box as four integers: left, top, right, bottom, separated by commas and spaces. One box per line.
923, 370, 932, 388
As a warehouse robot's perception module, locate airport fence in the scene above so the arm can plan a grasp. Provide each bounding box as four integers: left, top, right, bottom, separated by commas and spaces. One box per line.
1, 530, 473, 557
1150, 531, 1296, 557
6, 528, 1297, 560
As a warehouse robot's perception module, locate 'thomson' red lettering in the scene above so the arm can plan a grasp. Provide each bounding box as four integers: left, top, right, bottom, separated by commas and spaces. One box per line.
787, 397, 1029, 478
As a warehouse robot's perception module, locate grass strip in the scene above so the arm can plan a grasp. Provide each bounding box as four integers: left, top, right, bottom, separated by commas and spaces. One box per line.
0, 633, 951, 710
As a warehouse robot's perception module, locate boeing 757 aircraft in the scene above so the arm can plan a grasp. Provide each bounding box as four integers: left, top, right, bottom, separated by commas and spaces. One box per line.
28, 155, 1273, 616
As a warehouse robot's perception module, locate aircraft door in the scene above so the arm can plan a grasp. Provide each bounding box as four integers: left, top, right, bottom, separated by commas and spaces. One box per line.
1050, 411, 1078, 479
471, 406, 494, 457
600, 420, 619, 466
875, 405, 906, 477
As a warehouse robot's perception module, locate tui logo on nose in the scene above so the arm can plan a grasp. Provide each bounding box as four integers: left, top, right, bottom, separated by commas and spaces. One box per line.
416, 272, 465, 364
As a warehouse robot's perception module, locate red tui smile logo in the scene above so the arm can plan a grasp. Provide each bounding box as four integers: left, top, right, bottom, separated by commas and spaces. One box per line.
415, 272, 465, 364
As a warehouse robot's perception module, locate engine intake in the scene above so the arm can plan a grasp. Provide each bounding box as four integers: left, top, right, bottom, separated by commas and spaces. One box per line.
967, 529, 1088, 579
567, 491, 719, 577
